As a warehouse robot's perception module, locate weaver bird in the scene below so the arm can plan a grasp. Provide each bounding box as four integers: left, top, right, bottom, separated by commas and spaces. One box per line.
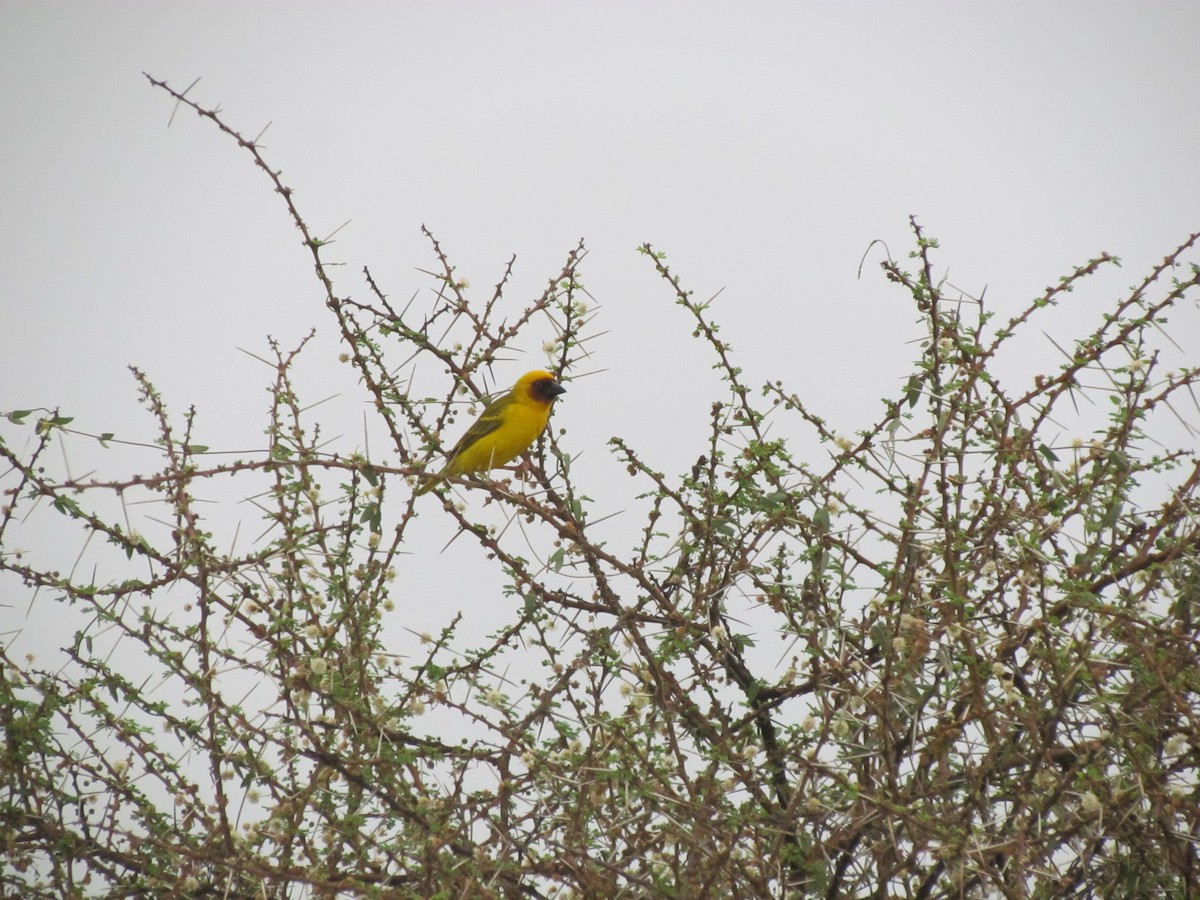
415, 370, 566, 495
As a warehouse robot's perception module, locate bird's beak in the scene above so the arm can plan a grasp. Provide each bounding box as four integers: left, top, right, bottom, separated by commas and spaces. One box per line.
547, 381, 567, 398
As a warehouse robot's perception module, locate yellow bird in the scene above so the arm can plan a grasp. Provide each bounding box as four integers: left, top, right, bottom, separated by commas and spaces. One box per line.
415, 370, 566, 495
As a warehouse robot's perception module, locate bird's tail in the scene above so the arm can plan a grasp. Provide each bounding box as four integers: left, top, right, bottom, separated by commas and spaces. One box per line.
414, 473, 443, 496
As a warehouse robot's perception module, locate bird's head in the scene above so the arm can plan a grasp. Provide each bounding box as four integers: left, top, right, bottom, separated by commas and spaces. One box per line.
518, 370, 567, 405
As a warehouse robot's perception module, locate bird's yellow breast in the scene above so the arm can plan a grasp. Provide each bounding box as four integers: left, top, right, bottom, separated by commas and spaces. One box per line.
448, 399, 551, 475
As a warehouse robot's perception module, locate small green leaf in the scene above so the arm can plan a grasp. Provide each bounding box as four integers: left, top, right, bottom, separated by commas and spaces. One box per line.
813, 548, 828, 577
359, 502, 382, 534
37, 415, 74, 434
52, 496, 82, 516
732, 633, 756, 652
904, 375, 922, 408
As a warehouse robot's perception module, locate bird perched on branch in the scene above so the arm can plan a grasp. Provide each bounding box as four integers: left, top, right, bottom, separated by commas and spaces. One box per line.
415, 370, 566, 495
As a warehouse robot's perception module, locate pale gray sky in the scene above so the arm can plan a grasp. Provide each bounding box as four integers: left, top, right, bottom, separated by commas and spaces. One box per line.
3, 2, 1198, 655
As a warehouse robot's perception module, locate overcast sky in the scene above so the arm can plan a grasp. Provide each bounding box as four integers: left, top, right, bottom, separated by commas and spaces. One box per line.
3, 2, 1199, 661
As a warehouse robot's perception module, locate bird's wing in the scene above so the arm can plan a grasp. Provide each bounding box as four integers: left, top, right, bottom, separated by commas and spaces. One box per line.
446, 393, 511, 461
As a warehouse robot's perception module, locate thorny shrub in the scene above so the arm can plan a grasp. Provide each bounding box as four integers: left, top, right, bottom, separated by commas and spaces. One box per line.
2, 76, 1199, 898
